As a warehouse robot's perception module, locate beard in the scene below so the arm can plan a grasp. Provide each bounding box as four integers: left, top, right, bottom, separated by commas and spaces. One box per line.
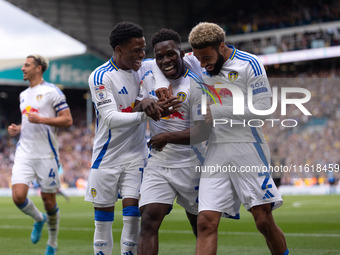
206, 53, 225, 76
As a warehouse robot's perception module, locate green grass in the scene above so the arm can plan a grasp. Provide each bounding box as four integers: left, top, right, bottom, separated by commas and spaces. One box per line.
0, 195, 340, 254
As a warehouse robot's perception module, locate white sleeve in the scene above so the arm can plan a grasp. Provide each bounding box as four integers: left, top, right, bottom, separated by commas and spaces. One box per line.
89, 71, 148, 129
153, 63, 170, 90
247, 56, 272, 100
136, 72, 157, 101
183, 52, 204, 78
138, 59, 155, 82
50, 86, 69, 113
99, 103, 149, 129
190, 79, 205, 121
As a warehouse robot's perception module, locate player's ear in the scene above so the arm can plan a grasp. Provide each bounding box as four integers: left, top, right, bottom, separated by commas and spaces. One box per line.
218, 42, 226, 54
180, 49, 185, 58
36, 64, 43, 73
115, 45, 122, 55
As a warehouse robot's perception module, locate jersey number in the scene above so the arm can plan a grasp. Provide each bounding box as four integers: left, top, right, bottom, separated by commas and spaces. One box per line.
49, 168, 56, 179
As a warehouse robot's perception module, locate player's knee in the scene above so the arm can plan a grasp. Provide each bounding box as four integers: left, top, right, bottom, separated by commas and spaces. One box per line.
254, 215, 272, 234
12, 189, 27, 206
12, 193, 26, 206
197, 212, 219, 234
140, 211, 162, 235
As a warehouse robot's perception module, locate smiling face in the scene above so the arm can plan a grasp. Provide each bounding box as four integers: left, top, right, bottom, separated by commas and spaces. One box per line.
118, 37, 146, 71
21, 57, 41, 81
193, 45, 226, 76
154, 40, 185, 80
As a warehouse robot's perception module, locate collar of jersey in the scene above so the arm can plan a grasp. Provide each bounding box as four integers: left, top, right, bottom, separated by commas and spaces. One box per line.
109, 57, 119, 71
227, 45, 237, 60
182, 68, 189, 78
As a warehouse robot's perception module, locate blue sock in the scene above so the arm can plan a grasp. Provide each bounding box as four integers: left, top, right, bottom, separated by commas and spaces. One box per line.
122, 206, 140, 217
94, 210, 114, 221
282, 249, 289, 255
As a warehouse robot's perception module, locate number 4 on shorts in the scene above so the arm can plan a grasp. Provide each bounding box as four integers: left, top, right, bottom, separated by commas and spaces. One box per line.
49, 168, 56, 179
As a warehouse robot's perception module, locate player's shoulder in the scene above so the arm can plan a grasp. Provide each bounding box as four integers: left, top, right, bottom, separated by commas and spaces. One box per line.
89, 58, 119, 84
186, 69, 207, 96
42, 81, 65, 96
184, 52, 195, 58
20, 87, 30, 96
185, 68, 204, 85
141, 58, 155, 67
232, 48, 264, 77
233, 48, 261, 65
140, 69, 154, 83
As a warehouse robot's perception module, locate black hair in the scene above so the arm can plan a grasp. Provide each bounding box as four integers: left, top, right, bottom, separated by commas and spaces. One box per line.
109, 21, 144, 50
151, 28, 181, 48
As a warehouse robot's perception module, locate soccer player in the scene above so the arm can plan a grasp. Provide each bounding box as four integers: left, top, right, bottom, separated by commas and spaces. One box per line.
156, 22, 289, 255
85, 22, 176, 255
8, 54, 73, 255
136, 28, 208, 255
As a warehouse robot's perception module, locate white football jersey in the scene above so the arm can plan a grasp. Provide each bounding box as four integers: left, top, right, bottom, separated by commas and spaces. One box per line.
185, 46, 272, 144
89, 58, 153, 169
138, 68, 205, 168
15, 81, 69, 162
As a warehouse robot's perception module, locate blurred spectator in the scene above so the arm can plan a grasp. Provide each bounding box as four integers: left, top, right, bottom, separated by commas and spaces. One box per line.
217, 0, 340, 35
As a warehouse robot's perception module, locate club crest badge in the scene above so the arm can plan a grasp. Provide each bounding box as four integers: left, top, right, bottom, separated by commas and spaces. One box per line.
177, 92, 187, 102
228, 71, 238, 82
91, 188, 97, 198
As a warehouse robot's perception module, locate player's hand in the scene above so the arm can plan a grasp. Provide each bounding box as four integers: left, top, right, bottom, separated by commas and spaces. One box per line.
155, 85, 173, 101
204, 106, 213, 124
27, 112, 42, 124
157, 97, 182, 117
140, 98, 162, 121
147, 133, 168, 152
7, 123, 21, 137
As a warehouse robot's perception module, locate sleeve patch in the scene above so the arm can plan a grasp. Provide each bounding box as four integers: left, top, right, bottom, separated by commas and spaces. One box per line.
95, 85, 107, 100
252, 87, 268, 95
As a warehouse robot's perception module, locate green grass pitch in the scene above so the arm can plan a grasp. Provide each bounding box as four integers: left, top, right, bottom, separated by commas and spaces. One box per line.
0, 195, 339, 254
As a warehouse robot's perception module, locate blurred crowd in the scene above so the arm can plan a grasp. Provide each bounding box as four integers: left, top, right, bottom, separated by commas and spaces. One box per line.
217, 0, 340, 35
210, 0, 340, 55
263, 68, 340, 185
234, 28, 340, 55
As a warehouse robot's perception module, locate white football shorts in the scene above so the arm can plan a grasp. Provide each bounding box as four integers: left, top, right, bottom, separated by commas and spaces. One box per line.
139, 165, 200, 215
198, 142, 283, 217
85, 159, 145, 206
11, 158, 60, 193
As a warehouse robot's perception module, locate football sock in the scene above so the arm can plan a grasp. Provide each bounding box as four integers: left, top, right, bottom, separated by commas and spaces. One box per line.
271, 249, 290, 255
121, 206, 141, 255
16, 197, 43, 222
282, 249, 290, 255
94, 210, 114, 255
46, 204, 59, 248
